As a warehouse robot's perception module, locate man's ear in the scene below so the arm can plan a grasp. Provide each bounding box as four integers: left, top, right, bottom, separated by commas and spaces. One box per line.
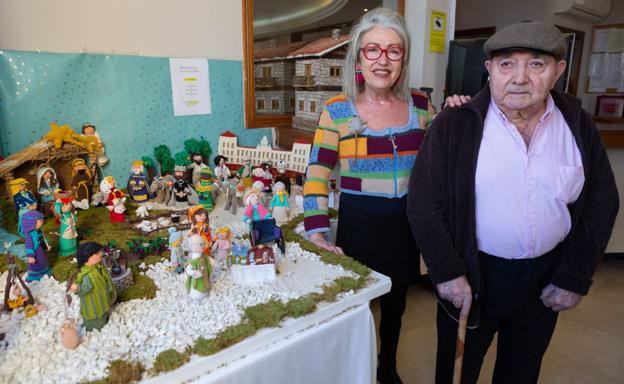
484, 60, 491, 74
554, 59, 567, 82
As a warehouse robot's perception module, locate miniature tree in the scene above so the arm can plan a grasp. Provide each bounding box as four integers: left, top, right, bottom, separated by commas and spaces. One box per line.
153, 145, 175, 175
174, 151, 191, 167
141, 156, 156, 180
184, 137, 212, 162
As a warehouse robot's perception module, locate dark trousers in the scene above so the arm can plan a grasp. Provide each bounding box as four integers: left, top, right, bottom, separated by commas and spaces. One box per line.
435, 250, 560, 384
378, 284, 409, 370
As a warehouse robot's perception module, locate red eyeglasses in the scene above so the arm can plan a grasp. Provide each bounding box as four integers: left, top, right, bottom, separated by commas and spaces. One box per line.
360, 44, 404, 61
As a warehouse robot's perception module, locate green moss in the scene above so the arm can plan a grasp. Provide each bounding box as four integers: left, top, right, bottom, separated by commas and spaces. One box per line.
0, 198, 17, 234
107, 359, 144, 384
193, 337, 220, 356
285, 295, 317, 318
75, 207, 137, 249
152, 349, 190, 374
217, 323, 257, 349
0, 253, 27, 274
244, 300, 287, 329
117, 267, 158, 302
51, 258, 78, 283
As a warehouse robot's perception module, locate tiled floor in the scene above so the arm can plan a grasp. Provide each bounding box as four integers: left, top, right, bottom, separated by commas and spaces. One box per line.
371, 260, 624, 383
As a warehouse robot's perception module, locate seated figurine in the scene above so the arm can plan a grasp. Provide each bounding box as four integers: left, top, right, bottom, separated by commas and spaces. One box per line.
10, 178, 38, 237
70, 242, 117, 332
243, 188, 271, 226
36, 166, 60, 218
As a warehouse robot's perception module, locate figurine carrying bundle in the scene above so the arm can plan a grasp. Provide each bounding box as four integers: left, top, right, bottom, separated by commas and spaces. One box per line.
101, 176, 126, 223
70, 242, 116, 332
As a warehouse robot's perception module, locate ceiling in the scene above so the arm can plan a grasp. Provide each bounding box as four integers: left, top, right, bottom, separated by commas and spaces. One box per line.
253, 0, 383, 38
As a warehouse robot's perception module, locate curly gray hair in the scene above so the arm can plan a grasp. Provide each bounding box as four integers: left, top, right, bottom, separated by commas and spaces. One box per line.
343, 8, 410, 100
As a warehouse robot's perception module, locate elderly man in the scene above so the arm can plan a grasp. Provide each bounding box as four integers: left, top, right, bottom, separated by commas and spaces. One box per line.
407, 21, 619, 384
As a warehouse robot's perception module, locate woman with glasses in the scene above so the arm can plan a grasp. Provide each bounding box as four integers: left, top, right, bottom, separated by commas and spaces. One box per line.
303, 8, 444, 384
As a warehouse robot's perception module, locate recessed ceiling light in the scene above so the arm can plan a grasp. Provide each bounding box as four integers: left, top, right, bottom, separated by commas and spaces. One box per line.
364, 8, 368, 12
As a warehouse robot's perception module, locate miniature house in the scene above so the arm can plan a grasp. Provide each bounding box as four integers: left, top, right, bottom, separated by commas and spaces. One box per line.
253, 30, 349, 132
218, 131, 311, 175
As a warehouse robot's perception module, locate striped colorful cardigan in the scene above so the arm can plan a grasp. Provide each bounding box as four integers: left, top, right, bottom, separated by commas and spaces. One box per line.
303, 91, 435, 234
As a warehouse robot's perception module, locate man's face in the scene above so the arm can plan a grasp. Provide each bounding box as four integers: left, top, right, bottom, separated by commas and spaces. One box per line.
485, 51, 566, 112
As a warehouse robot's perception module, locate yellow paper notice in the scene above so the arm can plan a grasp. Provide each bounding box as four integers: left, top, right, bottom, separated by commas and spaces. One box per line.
429, 10, 446, 53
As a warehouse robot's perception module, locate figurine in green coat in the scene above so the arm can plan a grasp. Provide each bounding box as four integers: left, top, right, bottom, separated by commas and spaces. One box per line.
70, 242, 116, 332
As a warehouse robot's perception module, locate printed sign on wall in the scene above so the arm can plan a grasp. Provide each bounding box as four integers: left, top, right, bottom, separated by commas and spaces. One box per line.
169, 58, 211, 116
429, 10, 447, 54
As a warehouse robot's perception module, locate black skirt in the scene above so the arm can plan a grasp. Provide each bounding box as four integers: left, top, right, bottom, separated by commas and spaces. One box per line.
336, 193, 421, 285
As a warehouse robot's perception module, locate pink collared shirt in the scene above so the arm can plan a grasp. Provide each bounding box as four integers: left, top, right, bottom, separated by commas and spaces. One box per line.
475, 95, 585, 259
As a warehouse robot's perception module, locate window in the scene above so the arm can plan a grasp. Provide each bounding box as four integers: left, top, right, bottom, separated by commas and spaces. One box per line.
272, 100, 279, 110
329, 66, 342, 77
298, 100, 304, 111
257, 100, 265, 110
243, 0, 405, 128
310, 101, 317, 113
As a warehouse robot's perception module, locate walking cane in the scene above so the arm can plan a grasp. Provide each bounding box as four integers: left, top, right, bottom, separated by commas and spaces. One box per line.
452, 299, 471, 384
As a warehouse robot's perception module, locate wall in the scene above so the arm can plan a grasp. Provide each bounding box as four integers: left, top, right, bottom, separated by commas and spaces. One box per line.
406, 0, 456, 109
0, 0, 243, 60
0, 0, 272, 185
455, 0, 624, 252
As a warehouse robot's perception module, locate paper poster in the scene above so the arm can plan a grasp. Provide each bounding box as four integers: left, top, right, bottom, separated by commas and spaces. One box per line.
169, 58, 211, 116
429, 10, 447, 53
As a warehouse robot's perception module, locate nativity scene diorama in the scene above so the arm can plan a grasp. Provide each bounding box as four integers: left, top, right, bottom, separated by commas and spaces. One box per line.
0, 121, 360, 383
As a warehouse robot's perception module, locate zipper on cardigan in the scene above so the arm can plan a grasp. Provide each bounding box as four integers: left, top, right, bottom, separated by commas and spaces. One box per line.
388, 131, 398, 196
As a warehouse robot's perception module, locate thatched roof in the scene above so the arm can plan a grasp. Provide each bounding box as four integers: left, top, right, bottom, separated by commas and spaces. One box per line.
0, 138, 91, 179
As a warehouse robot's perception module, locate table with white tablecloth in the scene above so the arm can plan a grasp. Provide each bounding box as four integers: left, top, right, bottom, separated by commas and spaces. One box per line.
144, 271, 391, 384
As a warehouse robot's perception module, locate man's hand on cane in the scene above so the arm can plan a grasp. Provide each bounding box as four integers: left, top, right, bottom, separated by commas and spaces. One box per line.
437, 275, 473, 318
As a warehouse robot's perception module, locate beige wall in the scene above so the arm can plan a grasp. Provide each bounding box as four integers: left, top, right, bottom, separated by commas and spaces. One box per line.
406, 0, 456, 108
0, 0, 243, 59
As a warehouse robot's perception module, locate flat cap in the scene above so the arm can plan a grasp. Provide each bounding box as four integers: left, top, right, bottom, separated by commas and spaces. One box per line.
484, 21, 566, 59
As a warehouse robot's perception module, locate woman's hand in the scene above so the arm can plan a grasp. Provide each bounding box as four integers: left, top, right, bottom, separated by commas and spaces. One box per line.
309, 233, 344, 256
444, 94, 471, 108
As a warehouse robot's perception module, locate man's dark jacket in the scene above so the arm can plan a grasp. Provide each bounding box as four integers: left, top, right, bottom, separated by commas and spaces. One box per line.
407, 86, 619, 327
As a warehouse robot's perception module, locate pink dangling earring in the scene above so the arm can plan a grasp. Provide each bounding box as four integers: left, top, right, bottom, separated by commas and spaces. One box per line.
355, 67, 365, 85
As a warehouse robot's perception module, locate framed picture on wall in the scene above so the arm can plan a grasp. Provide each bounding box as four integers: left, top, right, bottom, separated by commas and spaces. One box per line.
595, 95, 624, 118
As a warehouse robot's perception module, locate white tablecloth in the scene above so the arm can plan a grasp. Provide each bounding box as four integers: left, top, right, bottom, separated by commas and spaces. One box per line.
192, 304, 376, 384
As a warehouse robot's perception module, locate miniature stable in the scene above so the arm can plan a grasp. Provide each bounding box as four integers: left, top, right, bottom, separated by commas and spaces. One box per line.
0, 128, 380, 384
